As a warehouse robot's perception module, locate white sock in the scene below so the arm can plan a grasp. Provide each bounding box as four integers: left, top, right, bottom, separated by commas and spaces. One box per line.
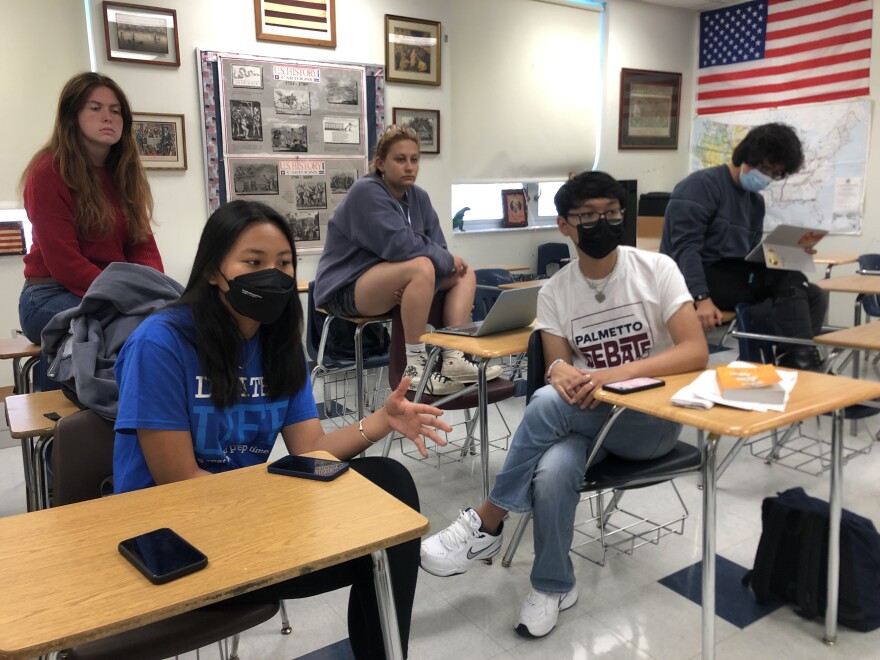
405, 343, 426, 357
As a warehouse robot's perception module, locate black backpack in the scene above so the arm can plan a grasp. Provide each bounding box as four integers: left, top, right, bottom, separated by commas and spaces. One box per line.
743, 487, 880, 631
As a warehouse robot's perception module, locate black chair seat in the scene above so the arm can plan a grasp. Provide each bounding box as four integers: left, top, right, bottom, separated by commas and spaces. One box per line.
583, 441, 702, 492
62, 602, 280, 660
405, 377, 518, 409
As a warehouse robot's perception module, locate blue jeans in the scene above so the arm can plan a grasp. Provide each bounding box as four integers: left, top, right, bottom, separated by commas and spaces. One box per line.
488, 385, 682, 594
18, 283, 82, 391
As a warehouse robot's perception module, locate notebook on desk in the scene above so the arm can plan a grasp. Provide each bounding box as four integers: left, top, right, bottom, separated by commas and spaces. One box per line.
436, 286, 540, 337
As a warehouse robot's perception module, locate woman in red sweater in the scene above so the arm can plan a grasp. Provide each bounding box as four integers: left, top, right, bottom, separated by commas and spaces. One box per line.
19, 72, 163, 389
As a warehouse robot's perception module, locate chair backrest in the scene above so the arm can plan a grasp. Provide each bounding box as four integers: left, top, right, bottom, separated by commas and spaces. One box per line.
472, 285, 504, 322
537, 242, 570, 278
858, 254, 880, 317
526, 330, 546, 403
52, 408, 116, 506
734, 301, 776, 364
475, 268, 515, 288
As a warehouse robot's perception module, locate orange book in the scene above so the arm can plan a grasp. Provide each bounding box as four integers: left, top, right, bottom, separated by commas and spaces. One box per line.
716, 364, 785, 405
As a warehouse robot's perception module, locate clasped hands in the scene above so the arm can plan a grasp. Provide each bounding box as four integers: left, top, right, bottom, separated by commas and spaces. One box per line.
551, 362, 616, 410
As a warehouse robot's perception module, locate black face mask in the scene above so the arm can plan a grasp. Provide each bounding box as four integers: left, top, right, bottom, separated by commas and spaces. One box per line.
575, 219, 624, 260
221, 268, 296, 325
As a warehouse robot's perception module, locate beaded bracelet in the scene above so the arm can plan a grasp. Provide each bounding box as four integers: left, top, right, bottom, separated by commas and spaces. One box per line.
545, 358, 567, 384
359, 418, 379, 444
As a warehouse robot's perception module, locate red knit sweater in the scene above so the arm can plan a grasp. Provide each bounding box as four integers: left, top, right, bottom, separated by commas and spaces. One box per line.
23, 152, 164, 297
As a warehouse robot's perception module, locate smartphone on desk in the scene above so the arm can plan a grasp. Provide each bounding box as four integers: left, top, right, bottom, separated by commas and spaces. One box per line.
118, 527, 208, 585
603, 377, 665, 395
267, 455, 350, 481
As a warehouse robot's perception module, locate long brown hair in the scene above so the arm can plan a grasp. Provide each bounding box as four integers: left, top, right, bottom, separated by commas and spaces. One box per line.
21, 72, 154, 242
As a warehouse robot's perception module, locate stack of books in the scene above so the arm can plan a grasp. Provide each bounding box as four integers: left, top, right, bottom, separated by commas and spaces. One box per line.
715, 364, 784, 405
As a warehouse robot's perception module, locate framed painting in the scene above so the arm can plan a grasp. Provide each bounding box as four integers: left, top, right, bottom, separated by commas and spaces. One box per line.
618, 68, 681, 150
132, 112, 187, 170
392, 107, 439, 154
102, 2, 180, 67
385, 15, 441, 86
254, 0, 336, 48
502, 189, 528, 228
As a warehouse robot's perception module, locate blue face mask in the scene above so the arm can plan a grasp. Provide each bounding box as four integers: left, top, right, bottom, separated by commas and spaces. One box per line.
739, 167, 773, 192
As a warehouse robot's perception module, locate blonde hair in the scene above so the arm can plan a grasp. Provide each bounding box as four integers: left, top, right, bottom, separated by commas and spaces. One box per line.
20, 72, 154, 243
370, 125, 420, 172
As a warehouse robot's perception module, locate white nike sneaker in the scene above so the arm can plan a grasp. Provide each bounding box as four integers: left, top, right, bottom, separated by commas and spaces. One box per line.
420, 509, 503, 577
440, 350, 504, 384
515, 587, 579, 638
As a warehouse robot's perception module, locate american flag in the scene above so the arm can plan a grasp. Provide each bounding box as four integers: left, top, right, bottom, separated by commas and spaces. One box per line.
697, 0, 873, 115
0, 222, 24, 255
263, 0, 330, 35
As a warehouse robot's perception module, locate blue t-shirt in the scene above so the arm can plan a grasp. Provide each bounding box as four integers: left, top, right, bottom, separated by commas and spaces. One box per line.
113, 306, 318, 493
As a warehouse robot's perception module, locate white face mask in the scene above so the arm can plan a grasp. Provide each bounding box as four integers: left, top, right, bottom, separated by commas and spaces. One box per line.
739, 166, 773, 192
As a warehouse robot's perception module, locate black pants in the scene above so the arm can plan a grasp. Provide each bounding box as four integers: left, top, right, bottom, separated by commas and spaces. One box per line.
705, 258, 828, 340
226, 457, 420, 659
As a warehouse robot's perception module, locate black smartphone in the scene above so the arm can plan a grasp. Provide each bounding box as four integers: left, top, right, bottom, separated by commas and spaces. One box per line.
118, 527, 208, 585
267, 455, 350, 481
603, 377, 666, 394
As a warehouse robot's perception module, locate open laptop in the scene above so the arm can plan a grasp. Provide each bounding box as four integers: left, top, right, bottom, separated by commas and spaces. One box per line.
437, 285, 541, 337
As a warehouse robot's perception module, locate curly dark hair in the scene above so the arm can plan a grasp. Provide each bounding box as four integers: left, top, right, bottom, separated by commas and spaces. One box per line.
731, 123, 804, 177
553, 171, 627, 217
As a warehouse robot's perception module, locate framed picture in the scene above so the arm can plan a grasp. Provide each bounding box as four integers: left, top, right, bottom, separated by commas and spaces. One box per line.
102, 2, 180, 67
254, 0, 336, 48
385, 15, 441, 86
392, 108, 440, 154
132, 112, 187, 170
501, 189, 528, 228
618, 68, 681, 150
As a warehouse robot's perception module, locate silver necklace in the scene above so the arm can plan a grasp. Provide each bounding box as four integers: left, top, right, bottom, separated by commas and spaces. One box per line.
585, 250, 619, 303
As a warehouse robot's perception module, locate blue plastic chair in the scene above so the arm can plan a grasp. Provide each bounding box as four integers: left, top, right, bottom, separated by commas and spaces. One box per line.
475, 268, 514, 288
536, 243, 570, 278
857, 254, 880, 320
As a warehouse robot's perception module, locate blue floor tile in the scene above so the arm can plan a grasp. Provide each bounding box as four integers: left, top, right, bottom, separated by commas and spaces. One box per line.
658, 554, 784, 628
297, 638, 354, 659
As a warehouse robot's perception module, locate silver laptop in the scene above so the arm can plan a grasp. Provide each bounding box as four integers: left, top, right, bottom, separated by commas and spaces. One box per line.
437, 286, 541, 337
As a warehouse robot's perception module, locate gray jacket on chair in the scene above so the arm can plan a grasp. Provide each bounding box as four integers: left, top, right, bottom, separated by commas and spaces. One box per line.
41, 262, 184, 420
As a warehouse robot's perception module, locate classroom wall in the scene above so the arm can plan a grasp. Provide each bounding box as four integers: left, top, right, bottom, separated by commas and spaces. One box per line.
2, 0, 878, 387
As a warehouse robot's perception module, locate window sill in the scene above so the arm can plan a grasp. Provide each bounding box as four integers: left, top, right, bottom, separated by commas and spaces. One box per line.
453, 223, 558, 236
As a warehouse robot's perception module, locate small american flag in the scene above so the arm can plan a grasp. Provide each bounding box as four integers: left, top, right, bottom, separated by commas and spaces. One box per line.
263, 0, 329, 34
697, 0, 873, 115
0, 222, 24, 256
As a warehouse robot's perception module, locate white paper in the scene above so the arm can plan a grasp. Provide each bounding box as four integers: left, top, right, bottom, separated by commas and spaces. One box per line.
672, 362, 798, 413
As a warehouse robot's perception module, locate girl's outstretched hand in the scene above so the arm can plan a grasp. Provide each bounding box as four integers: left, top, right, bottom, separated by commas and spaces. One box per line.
384, 377, 451, 457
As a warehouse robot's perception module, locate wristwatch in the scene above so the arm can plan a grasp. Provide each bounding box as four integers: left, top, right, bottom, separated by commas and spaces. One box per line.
694, 293, 710, 302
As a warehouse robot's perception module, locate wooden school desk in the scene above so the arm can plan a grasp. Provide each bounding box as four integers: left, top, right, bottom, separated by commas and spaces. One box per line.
813, 253, 859, 279
594, 369, 880, 660
5, 390, 80, 511
474, 264, 530, 272
0, 337, 41, 395
419, 325, 533, 501
0, 454, 427, 660
498, 279, 549, 290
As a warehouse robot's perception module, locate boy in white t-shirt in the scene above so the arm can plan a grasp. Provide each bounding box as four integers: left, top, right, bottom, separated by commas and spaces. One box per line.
420, 171, 709, 638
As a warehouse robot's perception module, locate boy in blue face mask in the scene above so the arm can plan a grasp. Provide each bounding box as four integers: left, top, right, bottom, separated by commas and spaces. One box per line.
661, 122, 828, 370
420, 172, 709, 639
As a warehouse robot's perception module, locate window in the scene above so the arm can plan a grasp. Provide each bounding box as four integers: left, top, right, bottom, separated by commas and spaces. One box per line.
451, 180, 566, 232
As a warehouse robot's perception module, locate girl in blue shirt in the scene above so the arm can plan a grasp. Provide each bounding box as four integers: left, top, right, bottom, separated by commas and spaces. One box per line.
114, 199, 450, 659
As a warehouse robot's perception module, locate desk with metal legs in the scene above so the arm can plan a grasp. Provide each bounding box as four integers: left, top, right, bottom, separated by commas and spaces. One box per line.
419, 325, 533, 501
0, 454, 426, 659
814, 253, 859, 279
0, 337, 41, 394
594, 369, 880, 660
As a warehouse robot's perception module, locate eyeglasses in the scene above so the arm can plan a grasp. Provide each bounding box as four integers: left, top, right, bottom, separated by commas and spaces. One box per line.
566, 209, 625, 227
756, 164, 786, 181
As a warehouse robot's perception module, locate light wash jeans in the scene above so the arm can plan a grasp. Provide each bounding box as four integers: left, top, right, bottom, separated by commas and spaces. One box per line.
488, 385, 682, 594
19, 283, 82, 391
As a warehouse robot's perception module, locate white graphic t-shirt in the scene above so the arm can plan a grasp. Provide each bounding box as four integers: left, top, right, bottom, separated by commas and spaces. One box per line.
535, 246, 692, 372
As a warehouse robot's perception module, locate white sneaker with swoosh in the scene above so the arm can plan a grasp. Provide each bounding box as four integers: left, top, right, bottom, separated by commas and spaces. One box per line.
420, 509, 503, 577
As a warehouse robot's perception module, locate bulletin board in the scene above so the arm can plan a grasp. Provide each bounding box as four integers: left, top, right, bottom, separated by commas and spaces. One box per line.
198, 50, 386, 253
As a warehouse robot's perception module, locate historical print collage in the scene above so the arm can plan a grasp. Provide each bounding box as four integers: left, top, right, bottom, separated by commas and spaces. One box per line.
219, 56, 369, 252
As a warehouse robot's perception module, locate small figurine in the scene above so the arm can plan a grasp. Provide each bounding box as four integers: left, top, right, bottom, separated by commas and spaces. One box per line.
452, 206, 470, 231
